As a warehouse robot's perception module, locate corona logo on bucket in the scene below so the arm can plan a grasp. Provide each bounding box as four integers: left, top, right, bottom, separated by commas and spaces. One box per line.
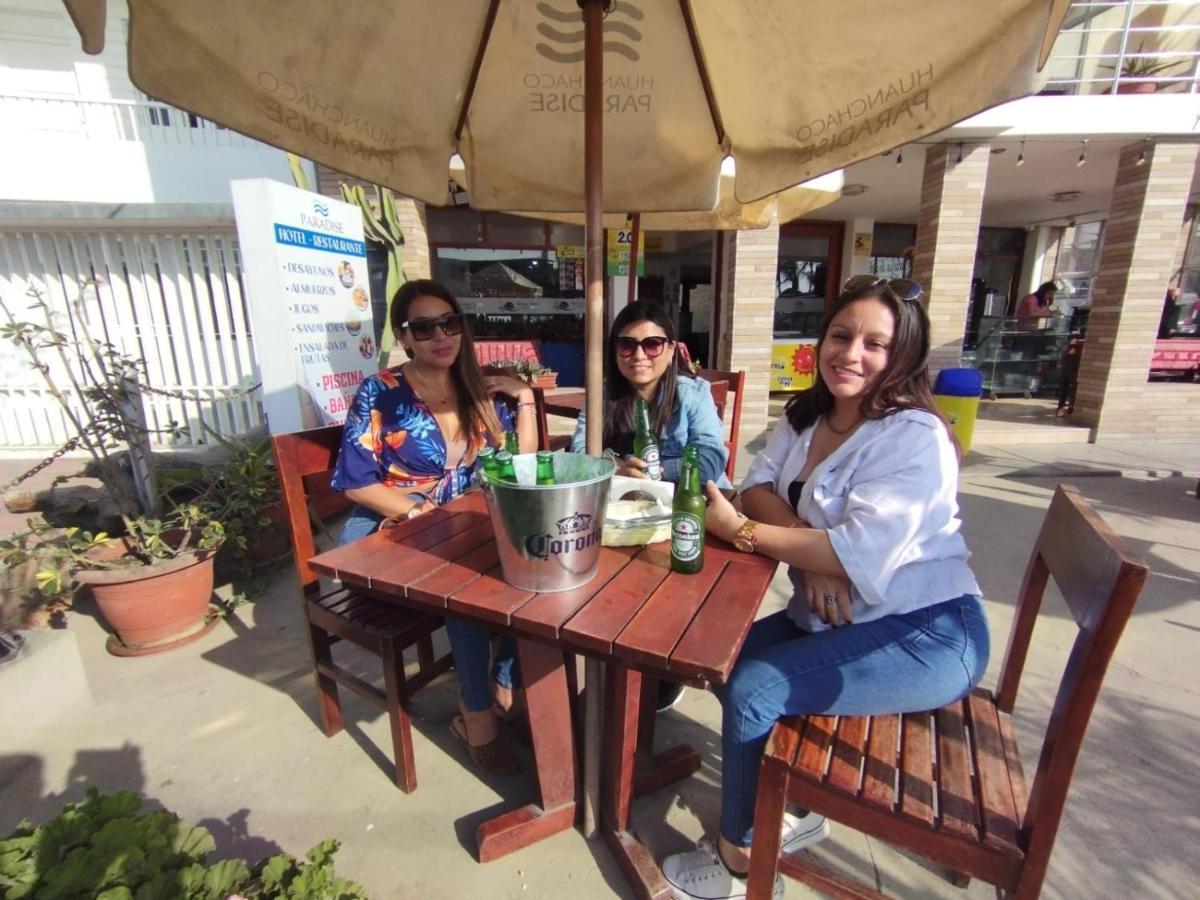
524, 511, 603, 561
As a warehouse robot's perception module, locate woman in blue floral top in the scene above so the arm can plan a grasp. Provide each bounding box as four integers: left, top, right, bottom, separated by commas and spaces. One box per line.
332, 279, 536, 775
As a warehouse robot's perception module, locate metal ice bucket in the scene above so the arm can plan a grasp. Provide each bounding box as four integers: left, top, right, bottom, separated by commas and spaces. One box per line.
481, 451, 614, 593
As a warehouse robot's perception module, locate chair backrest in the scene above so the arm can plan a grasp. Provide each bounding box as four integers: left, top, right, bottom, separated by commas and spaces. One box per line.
697, 368, 746, 478
994, 484, 1147, 883
271, 425, 344, 592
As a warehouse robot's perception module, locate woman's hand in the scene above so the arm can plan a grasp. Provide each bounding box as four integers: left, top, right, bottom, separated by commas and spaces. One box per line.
704, 481, 744, 544
484, 375, 533, 403
616, 455, 650, 479
805, 571, 854, 627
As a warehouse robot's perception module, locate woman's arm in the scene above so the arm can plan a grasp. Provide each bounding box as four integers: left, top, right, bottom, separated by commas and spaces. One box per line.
484, 375, 537, 453
705, 482, 845, 576
344, 483, 427, 519
740, 483, 806, 527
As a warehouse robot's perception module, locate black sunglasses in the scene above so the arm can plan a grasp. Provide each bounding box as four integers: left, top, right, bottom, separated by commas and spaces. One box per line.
843, 275, 924, 303
401, 312, 464, 341
615, 336, 671, 358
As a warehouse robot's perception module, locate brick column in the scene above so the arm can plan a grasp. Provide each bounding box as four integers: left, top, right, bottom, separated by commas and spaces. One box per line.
1075, 141, 1199, 437
714, 214, 779, 455
315, 163, 431, 279
911, 143, 990, 374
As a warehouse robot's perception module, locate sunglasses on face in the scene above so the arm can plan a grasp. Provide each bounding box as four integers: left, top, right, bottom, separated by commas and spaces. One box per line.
842, 275, 924, 303
615, 336, 671, 359
401, 312, 464, 341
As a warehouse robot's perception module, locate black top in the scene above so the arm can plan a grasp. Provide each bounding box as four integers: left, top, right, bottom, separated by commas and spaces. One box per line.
787, 479, 806, 513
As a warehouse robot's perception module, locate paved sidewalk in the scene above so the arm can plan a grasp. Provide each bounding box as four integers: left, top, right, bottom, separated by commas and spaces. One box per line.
1, 441, 1197, 898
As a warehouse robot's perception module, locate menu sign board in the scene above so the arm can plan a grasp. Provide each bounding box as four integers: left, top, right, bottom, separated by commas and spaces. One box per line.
232, 178, 376, 433
607, 218, 646, 276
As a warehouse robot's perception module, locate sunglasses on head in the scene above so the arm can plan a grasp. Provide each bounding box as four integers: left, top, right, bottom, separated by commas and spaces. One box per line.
401, 312, 464, 341
843, 275, 924, 303
615, 336, 671, 358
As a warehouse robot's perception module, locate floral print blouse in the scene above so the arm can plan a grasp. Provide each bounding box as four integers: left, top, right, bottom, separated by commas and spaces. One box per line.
331, 365, 513, 505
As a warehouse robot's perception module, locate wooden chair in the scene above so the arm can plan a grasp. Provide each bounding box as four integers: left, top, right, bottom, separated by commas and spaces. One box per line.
272, 425, 453, 792
532, 387, 574, 453
746, 484, 1149, 900
698, 368, 746, 479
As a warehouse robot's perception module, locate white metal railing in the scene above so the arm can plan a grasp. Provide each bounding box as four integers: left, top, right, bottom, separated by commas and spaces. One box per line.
1, 93, 257, 148
1044, 0, 1200, 94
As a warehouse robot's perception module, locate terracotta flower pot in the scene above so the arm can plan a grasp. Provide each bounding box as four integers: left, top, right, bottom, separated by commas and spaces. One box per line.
1116, 81, 1159, 94
76, 547, 218, 655
531, 372, 558, 389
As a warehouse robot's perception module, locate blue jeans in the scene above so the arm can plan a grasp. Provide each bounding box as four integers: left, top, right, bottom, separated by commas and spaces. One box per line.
338, 504, 518, 710
716, 594, 990, 846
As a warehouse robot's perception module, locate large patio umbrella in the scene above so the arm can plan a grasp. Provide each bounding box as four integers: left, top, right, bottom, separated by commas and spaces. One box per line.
64, 0, 1069, 835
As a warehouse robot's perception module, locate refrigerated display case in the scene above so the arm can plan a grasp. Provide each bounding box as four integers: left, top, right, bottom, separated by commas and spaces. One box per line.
964, 315, 1070, 398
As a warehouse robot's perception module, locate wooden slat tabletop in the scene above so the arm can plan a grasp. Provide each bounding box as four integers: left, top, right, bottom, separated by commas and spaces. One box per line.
308, 492, 777, 685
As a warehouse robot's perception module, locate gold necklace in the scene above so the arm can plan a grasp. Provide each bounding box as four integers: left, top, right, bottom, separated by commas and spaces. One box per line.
406, 363, 452, 406
824, 413, 862, 436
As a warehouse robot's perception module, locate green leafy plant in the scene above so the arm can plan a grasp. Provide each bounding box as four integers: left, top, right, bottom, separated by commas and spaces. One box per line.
486, 358, 556, 383
0, 788, 367, 900
195, 431, 284, 577
1102, 40, 1186, 78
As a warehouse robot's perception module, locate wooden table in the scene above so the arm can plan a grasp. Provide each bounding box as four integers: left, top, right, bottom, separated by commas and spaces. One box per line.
540, 389, 585, 419
308, 491, 777, 898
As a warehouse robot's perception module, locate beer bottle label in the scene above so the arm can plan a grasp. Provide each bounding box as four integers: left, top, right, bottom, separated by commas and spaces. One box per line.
671, 513, 703, 562
641, 445, 662, 480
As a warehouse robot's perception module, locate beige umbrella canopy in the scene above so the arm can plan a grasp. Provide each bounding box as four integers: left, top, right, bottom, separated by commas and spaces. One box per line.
68, 0, 1065, 213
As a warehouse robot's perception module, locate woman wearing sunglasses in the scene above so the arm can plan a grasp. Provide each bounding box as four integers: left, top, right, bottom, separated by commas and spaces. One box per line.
332, 279, 536, 776
660, 277, 990, 900
569, 300, 731, 488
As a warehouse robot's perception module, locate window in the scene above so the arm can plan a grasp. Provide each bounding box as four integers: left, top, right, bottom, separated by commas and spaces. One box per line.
1053, 221, 1103, 311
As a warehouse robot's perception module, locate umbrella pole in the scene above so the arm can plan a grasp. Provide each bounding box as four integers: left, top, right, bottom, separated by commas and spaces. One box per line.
626, 213, 641, 305
581, 0, 606, 842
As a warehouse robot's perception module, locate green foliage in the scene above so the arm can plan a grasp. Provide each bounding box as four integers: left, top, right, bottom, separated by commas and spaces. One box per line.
195, 431, 283, 577
339, 182, 406, 368
0, 788, 366, 900
487, 358, 555, 381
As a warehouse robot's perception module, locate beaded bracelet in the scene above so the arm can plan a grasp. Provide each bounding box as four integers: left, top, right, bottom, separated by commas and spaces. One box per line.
516, 401, 537, 411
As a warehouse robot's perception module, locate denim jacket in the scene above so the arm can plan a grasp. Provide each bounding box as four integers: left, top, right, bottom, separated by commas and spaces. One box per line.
570, 374, 732, 488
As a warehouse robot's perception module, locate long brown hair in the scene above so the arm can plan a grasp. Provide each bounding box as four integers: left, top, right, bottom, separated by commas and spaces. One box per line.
784, 281, 948, 437
391, 279, 503, 446
602, 300, 694, 451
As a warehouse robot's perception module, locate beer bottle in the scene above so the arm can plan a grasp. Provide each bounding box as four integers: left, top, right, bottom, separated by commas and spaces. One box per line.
671, 445, 705, 574
535, 451, 557, 485
495, 449, 518, 483
504, 431, 520, 455
478, 446, 498, 484
633, 397, 663, 481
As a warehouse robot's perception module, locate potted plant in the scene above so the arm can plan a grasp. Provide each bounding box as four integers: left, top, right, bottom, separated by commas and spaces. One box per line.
0, 288, 227, 655
1103, 41, 1185, 93
0, 787, 368, 898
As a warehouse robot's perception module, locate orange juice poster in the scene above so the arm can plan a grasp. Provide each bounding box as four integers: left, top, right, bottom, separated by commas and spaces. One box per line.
769, 340, 818, 392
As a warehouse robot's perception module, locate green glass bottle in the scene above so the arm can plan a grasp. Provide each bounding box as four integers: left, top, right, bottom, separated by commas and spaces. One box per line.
495, 449, 518, 483
478, 446, 498, 484
633, 397, 663, 481
535, 451, 557, 485
670, 445, 705, 574
504, 431, 520, 455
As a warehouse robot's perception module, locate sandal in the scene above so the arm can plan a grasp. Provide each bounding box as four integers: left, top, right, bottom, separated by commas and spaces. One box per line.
450, 714, 520, 776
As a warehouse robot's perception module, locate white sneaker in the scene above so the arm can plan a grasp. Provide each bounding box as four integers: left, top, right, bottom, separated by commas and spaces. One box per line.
661, 840, 782, 900
780, 809, 830, 854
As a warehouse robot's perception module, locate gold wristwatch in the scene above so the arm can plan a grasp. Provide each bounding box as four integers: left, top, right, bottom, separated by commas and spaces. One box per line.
732, 518, 759, 553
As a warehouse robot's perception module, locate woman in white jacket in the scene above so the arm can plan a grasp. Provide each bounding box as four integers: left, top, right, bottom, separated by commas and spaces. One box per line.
662, 276, 990, 900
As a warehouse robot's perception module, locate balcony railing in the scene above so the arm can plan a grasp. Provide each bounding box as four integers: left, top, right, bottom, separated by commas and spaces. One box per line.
2, 93, 257, 147
1044, 0, 1200, 95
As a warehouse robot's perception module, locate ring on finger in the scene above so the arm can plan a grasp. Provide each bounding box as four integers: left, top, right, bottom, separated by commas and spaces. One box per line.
824, 594, 838, 606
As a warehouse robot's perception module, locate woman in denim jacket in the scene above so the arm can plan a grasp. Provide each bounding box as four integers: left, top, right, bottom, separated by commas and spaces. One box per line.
569, 300, 731, 488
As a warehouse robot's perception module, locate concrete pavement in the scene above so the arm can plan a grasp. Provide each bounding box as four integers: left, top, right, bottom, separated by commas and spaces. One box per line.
1, 438, 1197, 898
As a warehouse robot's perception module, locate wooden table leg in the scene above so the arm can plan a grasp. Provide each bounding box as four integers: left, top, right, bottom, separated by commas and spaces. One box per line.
633, 675, 702, 799
600, 664, 677, 900
476, 638, 577, 862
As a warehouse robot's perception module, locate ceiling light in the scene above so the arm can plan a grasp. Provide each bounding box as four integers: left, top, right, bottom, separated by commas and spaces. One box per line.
990, 147, 1007, 155
1077, 139, 1087, 167
1017, 140, 1025, 167
956, 142, 964, 164
1050, 190, 1083, 203
896, 147, 903, 166
842, 183, 869, 196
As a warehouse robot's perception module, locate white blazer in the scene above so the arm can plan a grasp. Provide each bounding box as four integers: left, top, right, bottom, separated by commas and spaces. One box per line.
741, 408, 980, 632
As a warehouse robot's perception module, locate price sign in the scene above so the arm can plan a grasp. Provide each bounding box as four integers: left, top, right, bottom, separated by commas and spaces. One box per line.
607, 219, 646, 276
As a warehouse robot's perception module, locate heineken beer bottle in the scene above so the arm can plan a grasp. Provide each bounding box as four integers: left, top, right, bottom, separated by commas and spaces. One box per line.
504, 430, 520, 455
633, 397, 663, 481
671, 446, 705, 574
535, 451, 557, 485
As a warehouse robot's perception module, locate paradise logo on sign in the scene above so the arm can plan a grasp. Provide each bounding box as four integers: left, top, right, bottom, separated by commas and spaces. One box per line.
524, 511, 602, 561
298, 198, 345, 235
